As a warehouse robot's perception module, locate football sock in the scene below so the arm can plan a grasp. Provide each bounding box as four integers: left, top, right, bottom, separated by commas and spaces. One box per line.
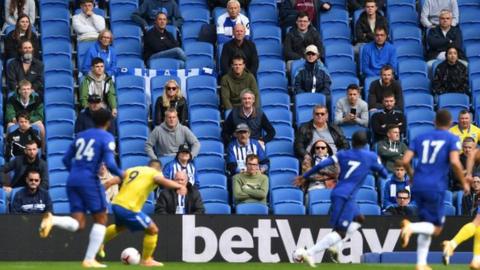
52, 216, 79, 232
334, 222, 362, 253
417, 233, 432, 265
142, 233, 158, 260
103, 225, 121, 244
473, 226, 480, 258
452, 222, 476, 248
84, 223, 106, 261
307, 231, 342, 256
410, 222, 435, 235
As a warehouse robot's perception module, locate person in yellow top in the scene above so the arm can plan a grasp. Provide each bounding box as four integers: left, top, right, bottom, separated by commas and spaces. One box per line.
100, 160, 186, 267
449, 110, 480, 144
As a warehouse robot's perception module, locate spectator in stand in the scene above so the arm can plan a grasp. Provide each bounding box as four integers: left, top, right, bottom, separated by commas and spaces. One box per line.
216, 0, 250, 44
361, 25, 397, 77
383, 189, 416, 217
79, 57, 117, 117
426, 9, 463, 66
432, 46, 469, 95
220, 24, 258, 76
233, 154, 269, 205
449, 110, 480, 144
145, 108, 200, 159
354, 0, 388, 52
334, 84, 369, 127
227, 123, 269, 176
220, 54, 259, 110
207, 0, 250, 10
7, 39, 43, 95
382, 159, 410, 209
75, 94, 116, 135
223, 89, 275, 144
143, 12, 186, 64
154, 80, 187, 126
284, 12, 324, 70
293, 0, 331, 25
155, 171, 205, 214
162, 144, 198, 186
4, 14, 39, 60
295, 105, 349, 158
72, 0, 106, 42
3, 0, 35, 31
376, 124, 407, 173
421, 0, 458, 29
98, 163, 118, 203
5, 111, 42, 161
367, 65, 403, 111
279, 0, 298, 30
81, 29, 117, 76
449, 137, 478, 191
370, 92, 405, 141
131, 0, 183, 30
11, 169, 52, 214
462, 174, 480, 216
293, 45, 331, 98
2, 141, 48, 191
348, 0, 385, 13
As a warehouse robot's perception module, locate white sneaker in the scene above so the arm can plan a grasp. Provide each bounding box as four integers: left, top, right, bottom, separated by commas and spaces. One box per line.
294, 248, 316, 268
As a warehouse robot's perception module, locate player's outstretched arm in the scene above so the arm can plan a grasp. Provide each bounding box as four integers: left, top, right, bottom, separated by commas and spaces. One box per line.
402, 150, 415, 181
103, 176, 121, 190
154, 173, 184, 190
303, 156, 336, 179
103, 151, 124, 177
451, 150, 470, 195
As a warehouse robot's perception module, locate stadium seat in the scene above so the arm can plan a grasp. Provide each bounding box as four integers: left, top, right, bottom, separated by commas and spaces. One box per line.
251, 25, 282, 44
324, 43, 354, 64
190, 123, 222, 141
403, 93, 434, 111
308, 189, 332, 206
116, 75, 145, 91
266, 141, 294, 157
187, 75, 217, 95
258, 74, 288, 94
400, 75, 431, 94
49, 187, 69, 203
462, 25, 480, 48
263, 108, 293, 127
194, 156, 226, 174
444, 190, 453, 206
341, 125, 368, 141
256, 40, 283, 60
109, 0, 138, 25
398, 59, 428, 79
271, 125, 295, 142
204, 202, 231, 214
295, 93, 327, 110
271, 187, 303, 205
185, 55, 215, 69
319, 8, 349, 25
310, 202, 331, 215
148, 58, 183, 70
394, 41, 424, 62
197, 173, 227, 189
269, 172, 297, 190
181, 7, 210, 25
0, 189, 7, 213
199, 187, 229, 204
197, 140, 224, 158
189, 108, 221, 126
388, 6, 418, 28
321, 23, 351, 45
117, 90, 147, 106
295, 107, 313, 126
459, 7, 480, 26
44, 88, 74, 109
358, 203, 381, 215
188, 92, 219, 109
444, 204, 456, 216
118, 123, 148, 140
46, 122, 74, 140
257, 59, 286, 77
121, 154, 149, 168
408, 124, 435, 142
269, 156, 299, 175
273, 203, 306, 215
406, 108, 435, 128
181, 23, 205, 45
331, 75, 359, 94
45, 107, 75, 125
327, 59, 357, 77
261, 92, 290, 110
437, 93, 470, 110
465, 43, 480, 61
290, 59, 306, 83
112, 23, 142, 39
114, 38, 142, 58
117, 56, 145, 69
179, 0, 208, 9
117, 104, 148, 125
249, 5, 278, 26
53, 202, 71, 214
48, 156, 67, 173
49, 171, 69, 188
355, 188, 378, 204
362, 175, 376, 190
236, 203, 269, 215
45, 74, 74, 91
120, 138, 146, 156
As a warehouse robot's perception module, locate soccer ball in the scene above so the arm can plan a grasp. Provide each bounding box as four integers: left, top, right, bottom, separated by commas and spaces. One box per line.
292, 248, 305, 263
120, 247, 141, 265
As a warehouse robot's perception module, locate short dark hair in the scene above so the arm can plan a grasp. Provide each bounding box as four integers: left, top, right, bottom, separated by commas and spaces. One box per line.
91, 57, 104, 67
374, 25, 388, 34
397, 189, 410, 198
365, 0, 377, 6
383, 91, 395, 100
16, 111, 30, 121
394, 159, 404, 168
435, 109, 452, 128
246, 154, 259, 163
459, 109, 470, 117
148, 159, 162, 168
231, 54, 246, 65
347, 84, 360, 92
386, 124, 399, 132
91, 108, 112, 128
381, 65, 394, 74
81, 0, 95, 4
352, 130, 368, 148
25, 140, 38, 147
155, 11, 167, 20
26, 169, 40, 180
296, 11, 310, 20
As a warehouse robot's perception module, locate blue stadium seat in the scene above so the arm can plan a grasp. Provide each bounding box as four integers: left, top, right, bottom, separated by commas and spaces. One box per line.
310, 202, 331, 215
271, 125, 295, 142
400, 75, 431, 94
44, 55, 73, 77
117, 56, 145, 69
49, 171, 69, 188
118, 123, 148, 140
321, 23, 351, 45
49, 187, 69, 203
445, 190, 453, 205
179, 0, 208, 9
308, 188, 332, 207
0, 189, 7, 213
324, 43, 354, 64
251, 25, 282, 44
320, 8, 349, 25
159, 156, 175, 167
249, 5, 278, 26
45, 107, 75, 125
197, 140, 224, 158
197, 173, 227, 189
465, 43, 480, 61
362, 175, 376, 190
204, 202, 231, 214
341, 125, 368, 141
261, 92, 290, 110
236, 203, 269, 215
355, 188, 378, 204
121, 154, 149, 168
185, 55, 215, 69
269, 156, 299, 176
142, 200, 155, 215
437, 93, 470, 110
117, 105, 148, 125
363, 76, 380, 97
40, 0, 70, 9
290, 59, 306, 83
44, 88, 74, 108
387, 6, 418, 27
271, 187, 303, 205
117, 90, 146, 105
48, 156, 67, 173
295, 93, 327, 110
183, 42, 214, 59
194, 156, 225, 174
148, 58, 183, 70
394, 40, 424, 62
45, 74, 74, 91
41, 21, 70, 43
187, 75, 217, 95
182, 7, 210, 24
190, 123, 222, 141
295, 106, 315, 126
406, 108, 435, 128
257, 58, 286, 77
181, 23, 204, 45
199, 187, 229, 203
269, 172, 297, 190
256, 40, 283, 60
327, 59, 357, 77
188, 92, 219, 109
116, 75, 145, 90
114, 37, 142, 58
258, 74, 288, 93
77, 41, 96, 70
42, 40, 72, 58
266, 140, 294, 157
46, 122, 74, 140
445, 204, 456, 216
120, 138, 146, 156
53, 202, 71, 214
273, 203, 306, 215
331, 75, 359, 93
403, 93, 434, 111
398, 59, 428, 78
46, 139, 72, 157
459, 7, 480, 26
109, 0, 138, 25
189, 108, 221, 126
358, 203, 381, 215
462, 24, 480, 48
408, 124, 436, 142
262, 108, 293, 127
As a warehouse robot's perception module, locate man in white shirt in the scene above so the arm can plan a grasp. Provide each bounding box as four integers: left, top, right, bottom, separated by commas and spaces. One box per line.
216, 0, 250, 43
72, 0, 106, 42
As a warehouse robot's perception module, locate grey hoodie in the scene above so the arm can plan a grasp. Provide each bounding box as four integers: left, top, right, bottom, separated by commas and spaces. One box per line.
145, 122, 200, 159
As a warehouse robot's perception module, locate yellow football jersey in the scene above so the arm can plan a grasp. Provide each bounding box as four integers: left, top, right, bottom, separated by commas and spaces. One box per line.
112, 166, 160, 212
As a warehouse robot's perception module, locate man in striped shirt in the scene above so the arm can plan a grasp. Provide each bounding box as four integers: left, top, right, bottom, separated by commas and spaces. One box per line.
162, 144, 197, 186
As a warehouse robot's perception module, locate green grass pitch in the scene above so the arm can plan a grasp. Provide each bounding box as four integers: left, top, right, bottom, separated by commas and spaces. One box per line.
0, 262, 471, 270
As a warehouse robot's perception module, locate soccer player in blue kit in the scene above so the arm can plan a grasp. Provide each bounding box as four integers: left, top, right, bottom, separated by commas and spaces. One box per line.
293, 131, 388, 267
400, 109, 469, 270
39, 108, 124, 268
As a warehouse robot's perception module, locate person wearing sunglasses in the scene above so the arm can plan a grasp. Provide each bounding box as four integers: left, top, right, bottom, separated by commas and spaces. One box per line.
293, 44, 331, 99
11, 169, 52, 214
154, 80, 187, 126
383, 189, 416, 217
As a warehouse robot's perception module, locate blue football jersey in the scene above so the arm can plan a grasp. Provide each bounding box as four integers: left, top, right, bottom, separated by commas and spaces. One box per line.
410, 129, 461, 192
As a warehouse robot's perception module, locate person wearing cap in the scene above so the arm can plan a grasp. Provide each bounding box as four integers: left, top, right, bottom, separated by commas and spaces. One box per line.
79, 57, 117, 117
11, 169, 52, 214
75, 94, 116, 135
293, 44, 331, 98
233, 154, 269, 205
72, 0, 106, 42
227, 123, 269, 176
162, 144, 197, 186
361, 25, 397, 77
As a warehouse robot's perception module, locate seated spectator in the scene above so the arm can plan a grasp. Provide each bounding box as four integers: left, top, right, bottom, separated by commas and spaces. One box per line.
145, 108, 200, 159
81, 29, 116, 76
98, 163, 118, 202
223, 89, 275, 144
348, 0, 385, 13
294, 0, 331, 25
426, 9, 463, 65
131, 0, 183, 30
361, 25, 397, 77
5, 111, 42, 161
220, 24, 258, 75
462, 174, 480, 216
382, 159, 410, 209
220, 54, 259, 110
227, 124, 269, 176
449, 110, 480, 144
355, 0, 388, 50
432, 46, 469, 95
367, 65, 403, 111
155, 171, 205, 214
7, 39, 44, 95
284, 12, 324, 68
295, 105, 349, 158
72, 0, 106, 42
334, 84, 369, 127
383, 189, 416, 217
4, 14, 39, 60
154, 79, 188, 126
5, 80, 45, 144
79, 57, 117, 117
143, 12, 186, 64
3, 0, 35, 31
293, 45, 331, 97
279, 0, 298, 30
370, 92, 405, 142
233, 154, 269, 205
216, 0, 250, 44
75, 94, 116, 135
450, 137, 479, 191
2, 141, 48, 191
11, 169, 52, 214
421, 0, 458, 29
208, 0, 250, 9
163, 144, 197, 186
376, 124, 407, 172
295, 139, 339, 191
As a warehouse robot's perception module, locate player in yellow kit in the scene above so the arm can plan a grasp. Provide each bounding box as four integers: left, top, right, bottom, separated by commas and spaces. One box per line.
100, 160, 186, 267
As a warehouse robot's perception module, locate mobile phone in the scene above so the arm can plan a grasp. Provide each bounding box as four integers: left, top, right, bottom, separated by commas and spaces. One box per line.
350, 108, 357, 115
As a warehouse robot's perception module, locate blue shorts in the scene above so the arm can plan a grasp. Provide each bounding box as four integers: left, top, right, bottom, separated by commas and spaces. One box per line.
412, 190, 445, 226
329, 196, 359, 231
67, 185, 107, 214
111, 204, 152, 231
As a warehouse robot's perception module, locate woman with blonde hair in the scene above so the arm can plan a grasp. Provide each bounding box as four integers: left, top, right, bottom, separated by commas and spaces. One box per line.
153, 80, 188, 125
